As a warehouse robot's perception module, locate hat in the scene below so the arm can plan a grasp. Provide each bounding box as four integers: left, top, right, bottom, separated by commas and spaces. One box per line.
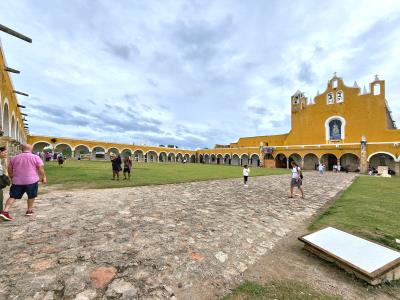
110, 153, 116, 157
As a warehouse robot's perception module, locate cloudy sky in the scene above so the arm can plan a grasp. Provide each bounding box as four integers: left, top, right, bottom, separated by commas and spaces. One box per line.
1, 0, 400, 149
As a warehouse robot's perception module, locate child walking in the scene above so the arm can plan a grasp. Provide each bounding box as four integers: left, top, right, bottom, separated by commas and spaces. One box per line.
243, 165, 250, 186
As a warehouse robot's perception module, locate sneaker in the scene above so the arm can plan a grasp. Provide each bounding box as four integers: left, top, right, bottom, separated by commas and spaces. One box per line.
244, 184, 248, 187
0, 211, 14, 221
25, 210, 34, 217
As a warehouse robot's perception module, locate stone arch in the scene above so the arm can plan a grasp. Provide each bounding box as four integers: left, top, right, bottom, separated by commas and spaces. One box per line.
199, 154, 204, 163
32, 141, 51, 154
92, 146, 106, 160
250, 153, 260, 167
275, 153, 287, 168
289, 153, 302, 167
133, 149, 144, 162
368, 152, 396, 171
74, 145, 90, 159
145, 150, 158, 163
121, 149, 132, 157
190, 154, 196, 163
159, 152, 167, 162
231, 154, 240, 166
176, 153, 184, 163
183, 154, 190, 163
217, 154, 224, 164
320, 153, 338, 171
3, 100, 10, 136
168, 152, 176, 162
204, 154, 210, 164
340, 153, 360, 172
54, 143, 73, 158
211, 154, 216, 164
107, 147, 120, 155
10, 114, 16, 139
303, 153, 319, 170
224, 154, 231, 165
16, 120, 19, 141
240, 154, 249, 166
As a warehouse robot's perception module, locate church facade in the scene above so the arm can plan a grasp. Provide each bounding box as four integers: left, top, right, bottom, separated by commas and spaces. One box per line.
196, 74, 400, 175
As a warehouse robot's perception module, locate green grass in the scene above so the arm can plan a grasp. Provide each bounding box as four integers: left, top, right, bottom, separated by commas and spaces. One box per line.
310, 176, 400, 250
222, 280, 340, 300
44, 160, 289, 189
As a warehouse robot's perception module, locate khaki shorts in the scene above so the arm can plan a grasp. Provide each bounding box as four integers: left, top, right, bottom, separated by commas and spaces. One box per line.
291, 178, 302, 187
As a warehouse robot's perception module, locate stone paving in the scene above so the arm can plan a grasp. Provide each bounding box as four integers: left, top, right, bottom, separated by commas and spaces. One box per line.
0, 172, 356, 300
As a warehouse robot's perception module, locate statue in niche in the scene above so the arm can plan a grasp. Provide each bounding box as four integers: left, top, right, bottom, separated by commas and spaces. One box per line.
329, 120, 342, 140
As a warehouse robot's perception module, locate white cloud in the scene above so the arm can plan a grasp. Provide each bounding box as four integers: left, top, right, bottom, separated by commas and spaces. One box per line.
1, 0, 400, 148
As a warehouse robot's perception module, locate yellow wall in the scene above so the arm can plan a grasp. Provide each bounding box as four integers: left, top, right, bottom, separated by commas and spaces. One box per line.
27, 135, 196, 156
0, 44, 27, 143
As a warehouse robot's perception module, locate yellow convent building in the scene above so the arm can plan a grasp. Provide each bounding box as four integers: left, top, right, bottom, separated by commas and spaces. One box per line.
196, 74, 400, 175
26, 75, 400, 176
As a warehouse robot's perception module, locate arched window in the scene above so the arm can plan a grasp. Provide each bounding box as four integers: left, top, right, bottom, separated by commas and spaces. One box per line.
325, 116, 346, 141
329, 120, 342, 140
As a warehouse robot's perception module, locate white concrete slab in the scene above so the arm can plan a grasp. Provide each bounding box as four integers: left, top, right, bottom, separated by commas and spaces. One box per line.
302, 227, 400, 275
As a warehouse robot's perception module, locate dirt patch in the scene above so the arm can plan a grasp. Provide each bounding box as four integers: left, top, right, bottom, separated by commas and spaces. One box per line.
241, 214, 397, 300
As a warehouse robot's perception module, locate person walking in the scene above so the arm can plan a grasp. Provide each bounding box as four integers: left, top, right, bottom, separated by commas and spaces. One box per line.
111, 154, 122, 180
123, 154, 132, 180
57, 152, 64, 167
0, 146, 9, 211
0, 144, 46, 221
243, 164, 250, 187
318, 163, 324, 175
289, 161, 304, 199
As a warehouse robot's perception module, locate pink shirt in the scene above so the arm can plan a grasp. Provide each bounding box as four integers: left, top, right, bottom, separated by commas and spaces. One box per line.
10, 151, 44, 185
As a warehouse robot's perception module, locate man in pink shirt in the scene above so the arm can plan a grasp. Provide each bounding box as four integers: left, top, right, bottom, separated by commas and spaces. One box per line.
0, 144, 46, 221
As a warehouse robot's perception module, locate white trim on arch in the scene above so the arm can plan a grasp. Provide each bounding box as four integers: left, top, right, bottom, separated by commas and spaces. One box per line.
367, 151, 397, 162
73, 144, 91, 152
2, 98, 10, 136
145, 150, 159, 156
54, 142, 74, 150
90, 145, 107, 152
240, 153, 249, 158
325, 115, 346, 141
32, 141, 52, 151
10, 112, 16, 139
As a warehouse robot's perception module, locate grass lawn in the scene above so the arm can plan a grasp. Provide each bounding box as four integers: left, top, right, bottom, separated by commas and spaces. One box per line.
222, 280, 340, 300
310, 176, 400, 251
44, 160, 289, 189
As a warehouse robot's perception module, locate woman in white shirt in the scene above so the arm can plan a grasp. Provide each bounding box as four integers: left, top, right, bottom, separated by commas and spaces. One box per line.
243, 165, 250, 186
289, 161, 304, 199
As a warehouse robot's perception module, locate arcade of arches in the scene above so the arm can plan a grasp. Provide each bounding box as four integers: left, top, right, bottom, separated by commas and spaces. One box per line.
27, 75, 400, 175
3, 53, 400, 176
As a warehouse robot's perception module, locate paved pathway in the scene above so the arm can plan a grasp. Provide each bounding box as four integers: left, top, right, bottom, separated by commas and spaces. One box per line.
0, 172, 356, 299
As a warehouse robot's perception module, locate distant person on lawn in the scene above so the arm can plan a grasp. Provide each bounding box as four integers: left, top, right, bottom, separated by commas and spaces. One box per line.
123, 154, 132, 180
243, 164, 250, 187
57, 152, 64, 167
111, 153, 122, 180
0, 144, 47, 221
